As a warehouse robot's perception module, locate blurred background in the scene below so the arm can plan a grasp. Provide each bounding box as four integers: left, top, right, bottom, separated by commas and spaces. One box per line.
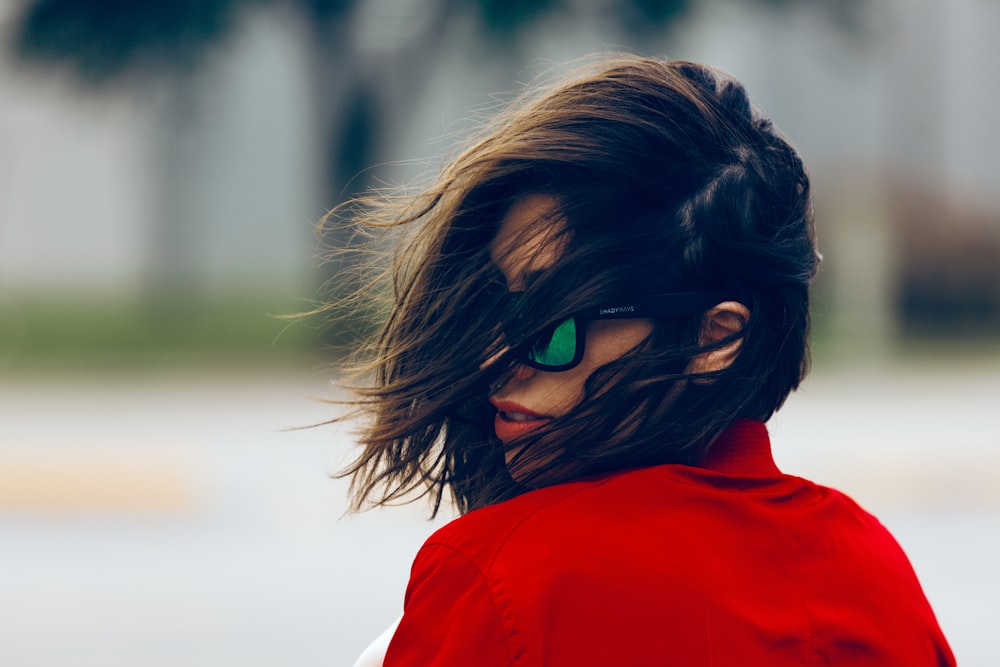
1, 0, 997, 665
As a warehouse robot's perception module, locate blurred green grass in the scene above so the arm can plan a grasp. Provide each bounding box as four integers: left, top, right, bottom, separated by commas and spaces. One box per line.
2, 294, 998, 375
0, 296, 326, 372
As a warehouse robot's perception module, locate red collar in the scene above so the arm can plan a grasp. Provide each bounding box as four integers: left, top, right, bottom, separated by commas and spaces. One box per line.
697, 419, 781, 477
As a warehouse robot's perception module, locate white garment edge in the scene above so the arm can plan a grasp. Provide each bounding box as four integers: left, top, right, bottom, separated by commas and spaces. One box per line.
351, 615, 402, 667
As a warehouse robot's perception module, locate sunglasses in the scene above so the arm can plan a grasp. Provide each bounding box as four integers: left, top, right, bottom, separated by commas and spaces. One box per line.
506, 291, 721, 372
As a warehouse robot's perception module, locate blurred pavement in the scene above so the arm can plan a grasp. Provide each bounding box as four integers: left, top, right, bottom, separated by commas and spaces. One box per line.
0, 363, 996, 666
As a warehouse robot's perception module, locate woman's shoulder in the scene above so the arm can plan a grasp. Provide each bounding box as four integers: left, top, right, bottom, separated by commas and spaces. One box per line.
420, 462, 873, 572
420, 462, 792, 567
422, 469, 629, 564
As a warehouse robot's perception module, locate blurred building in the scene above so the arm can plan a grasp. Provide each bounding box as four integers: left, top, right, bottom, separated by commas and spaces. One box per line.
0, 4, 319, 301
1, 0, 998, 358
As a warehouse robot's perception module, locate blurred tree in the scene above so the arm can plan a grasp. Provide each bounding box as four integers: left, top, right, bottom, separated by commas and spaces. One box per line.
10, 0, 866, 346
13, 0, 253, 82
11, 0, 866, 206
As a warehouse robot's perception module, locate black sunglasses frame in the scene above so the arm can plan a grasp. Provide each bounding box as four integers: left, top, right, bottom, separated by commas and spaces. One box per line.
510, 291, 724, 372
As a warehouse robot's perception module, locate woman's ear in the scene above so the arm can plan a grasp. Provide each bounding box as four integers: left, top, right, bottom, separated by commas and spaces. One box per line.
687, 301, 750, 376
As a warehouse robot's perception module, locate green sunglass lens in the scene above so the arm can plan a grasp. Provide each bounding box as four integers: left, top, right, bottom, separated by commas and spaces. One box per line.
530, 317, 577, 368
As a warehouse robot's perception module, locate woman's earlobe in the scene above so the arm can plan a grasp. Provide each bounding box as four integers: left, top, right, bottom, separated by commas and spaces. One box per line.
688, 301, 750, 376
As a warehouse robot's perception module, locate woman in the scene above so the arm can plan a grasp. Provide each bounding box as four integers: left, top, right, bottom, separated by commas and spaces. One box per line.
337, 56, 955, 666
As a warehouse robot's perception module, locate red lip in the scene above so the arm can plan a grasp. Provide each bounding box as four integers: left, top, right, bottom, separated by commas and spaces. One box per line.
489, 399, 550, 442
490, 399, 544, 418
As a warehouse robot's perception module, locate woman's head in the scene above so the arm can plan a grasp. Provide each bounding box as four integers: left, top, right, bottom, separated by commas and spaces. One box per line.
487, 192, 751, 481
337, 56, 819, 513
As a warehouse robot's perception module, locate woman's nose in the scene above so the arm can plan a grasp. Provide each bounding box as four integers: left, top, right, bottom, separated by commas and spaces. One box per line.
511, 362, 535, 381
482, 348, 536, 389
489, 362, 535, 396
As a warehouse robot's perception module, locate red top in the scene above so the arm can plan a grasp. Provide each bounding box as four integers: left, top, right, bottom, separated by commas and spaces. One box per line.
383, 420, 955, 666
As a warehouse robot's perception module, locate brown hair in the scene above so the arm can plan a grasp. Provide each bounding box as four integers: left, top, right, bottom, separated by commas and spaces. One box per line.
327, 55, 819, 515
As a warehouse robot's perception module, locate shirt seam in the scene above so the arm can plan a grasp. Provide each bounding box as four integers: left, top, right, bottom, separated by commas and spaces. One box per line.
419, 542, 522, 666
